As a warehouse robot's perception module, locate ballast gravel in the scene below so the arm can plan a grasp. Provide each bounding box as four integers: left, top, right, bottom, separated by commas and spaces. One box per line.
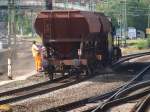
11, 74, 131, 112
0, 74, 49, 93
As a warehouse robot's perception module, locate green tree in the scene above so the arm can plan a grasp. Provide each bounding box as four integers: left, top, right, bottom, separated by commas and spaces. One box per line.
96, 0, 149, 32
16, 13, 32, 35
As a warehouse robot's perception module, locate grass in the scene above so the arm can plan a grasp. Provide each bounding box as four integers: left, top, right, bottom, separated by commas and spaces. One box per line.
121, 38, 150, 55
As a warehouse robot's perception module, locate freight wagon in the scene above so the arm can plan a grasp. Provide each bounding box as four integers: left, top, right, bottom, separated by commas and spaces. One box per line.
34, 10, 121, 80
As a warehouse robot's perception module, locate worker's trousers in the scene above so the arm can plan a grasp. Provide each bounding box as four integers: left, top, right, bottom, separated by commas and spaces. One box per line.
34, 55, 42, 72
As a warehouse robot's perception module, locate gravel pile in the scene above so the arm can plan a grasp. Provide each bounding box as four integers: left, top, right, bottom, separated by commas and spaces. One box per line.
11, 74, 130, 112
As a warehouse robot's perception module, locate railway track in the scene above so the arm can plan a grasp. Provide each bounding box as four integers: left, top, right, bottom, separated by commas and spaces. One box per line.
43, 54, 150, 112
112, 51, 150, 66
0, 73, 98, 105
1, 52, 150, 110
89, 66, 150, 112
133, 94, 150, 112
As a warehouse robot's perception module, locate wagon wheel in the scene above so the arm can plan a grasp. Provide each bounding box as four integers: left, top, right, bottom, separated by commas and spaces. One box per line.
87, 55, 98, 76
48, 72, 54, 80
47, 64, 55, 80
86, 65, 93, 76
60, 63, 66, 76
86, 59, 94, 76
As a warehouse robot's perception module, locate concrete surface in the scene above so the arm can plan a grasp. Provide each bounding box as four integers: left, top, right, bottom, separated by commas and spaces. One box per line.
0, 49, 8, 73
0, 40, 36, 86
0, 71, 36, 86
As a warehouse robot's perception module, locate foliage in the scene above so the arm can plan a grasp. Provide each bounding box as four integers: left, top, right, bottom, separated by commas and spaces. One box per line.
23, 15, 31, 34
96, 0, 150, 31
13, 0, 150, 36
16, 14, 32, 35
136, 39, 148, 49
147, 37, 150, 47
125, 38, 150, 49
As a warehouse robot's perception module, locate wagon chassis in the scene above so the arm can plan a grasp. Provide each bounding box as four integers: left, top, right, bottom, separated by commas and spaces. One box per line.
45, 35, 105, 80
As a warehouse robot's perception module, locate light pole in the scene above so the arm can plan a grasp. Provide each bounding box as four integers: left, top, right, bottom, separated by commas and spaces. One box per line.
8, 0, 16, 79
121, 0, 127, 46
64, 0, 68, 9
8, 0, 12, 79
31, 9, 34, 38
147, 5, 150, 38
124, 0, 127, 46
148, 5, 150, 28
89, 0, 92, 11
45, 0, 52, 10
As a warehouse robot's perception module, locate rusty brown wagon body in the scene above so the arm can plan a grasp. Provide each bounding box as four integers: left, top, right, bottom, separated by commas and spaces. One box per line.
34, 10, 121, 80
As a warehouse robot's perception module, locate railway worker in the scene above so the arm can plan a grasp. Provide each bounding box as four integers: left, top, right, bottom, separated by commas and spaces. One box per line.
31, 41, 42, 72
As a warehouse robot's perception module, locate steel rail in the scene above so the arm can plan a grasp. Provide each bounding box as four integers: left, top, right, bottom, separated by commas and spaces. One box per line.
122, 52, 150, 58
0, 75, 69, 97
129, 96, 149, 112
0, 74, 97, 105
112, 52, 150, 66
0, 80, 77, 104
45, 81, 150, 112
92, 87, 150, 112
42, 86, 123, 112
135, 94, 150, 112
45, 53, 150, 112
115, 80, 150, 99
92, 64, 150, 112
